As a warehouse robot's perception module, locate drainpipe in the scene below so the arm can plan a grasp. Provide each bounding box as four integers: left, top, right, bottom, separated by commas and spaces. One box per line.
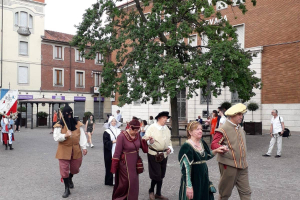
0, 0, 4, 88
69, 45, 71, 90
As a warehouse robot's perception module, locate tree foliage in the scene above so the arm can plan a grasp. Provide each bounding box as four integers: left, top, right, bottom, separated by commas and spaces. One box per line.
72, 0, 261, 134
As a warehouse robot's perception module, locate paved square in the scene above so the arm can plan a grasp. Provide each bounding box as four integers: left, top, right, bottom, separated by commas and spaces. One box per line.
0, 124, 299, 200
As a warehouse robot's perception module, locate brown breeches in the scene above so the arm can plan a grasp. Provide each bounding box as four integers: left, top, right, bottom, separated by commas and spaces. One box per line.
218, 163, 252, 200
59, 157, 82, 178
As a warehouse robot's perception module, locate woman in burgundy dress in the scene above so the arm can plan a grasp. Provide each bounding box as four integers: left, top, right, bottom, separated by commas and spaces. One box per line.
111, 119, 153, 200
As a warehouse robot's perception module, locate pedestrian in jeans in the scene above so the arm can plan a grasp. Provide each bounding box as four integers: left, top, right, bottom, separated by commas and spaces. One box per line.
263, 109, 285, 158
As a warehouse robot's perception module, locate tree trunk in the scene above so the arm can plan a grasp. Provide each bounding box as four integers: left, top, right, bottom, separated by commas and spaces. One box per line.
170, 96, 179, 136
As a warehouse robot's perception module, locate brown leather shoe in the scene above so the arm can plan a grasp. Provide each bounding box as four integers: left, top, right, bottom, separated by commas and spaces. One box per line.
149, 192, 155, 200
155, 194, 169, 200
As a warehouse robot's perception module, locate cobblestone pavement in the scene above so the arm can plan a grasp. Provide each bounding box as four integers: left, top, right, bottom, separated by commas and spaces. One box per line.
0, 124, 299, 200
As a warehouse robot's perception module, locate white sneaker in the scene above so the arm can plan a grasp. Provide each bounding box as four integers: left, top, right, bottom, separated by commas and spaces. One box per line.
91, 144, 94, 148
86, 143, 89, 147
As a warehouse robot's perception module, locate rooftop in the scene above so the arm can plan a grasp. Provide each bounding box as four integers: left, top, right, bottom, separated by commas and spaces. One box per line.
43, 30, 74, 43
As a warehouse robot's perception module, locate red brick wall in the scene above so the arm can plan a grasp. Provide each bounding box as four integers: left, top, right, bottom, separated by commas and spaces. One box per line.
41, 43, 103, 93
262, 43, 300, 104
113, 1, 300, 105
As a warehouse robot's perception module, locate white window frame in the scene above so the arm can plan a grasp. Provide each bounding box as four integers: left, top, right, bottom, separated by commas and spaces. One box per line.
75, 70, 85, 88
53, 68, 64, 87
19, 41, 29, 56
75, 49, 85, 63
17, 64, 30, 85
53, 45, 64, 60
15, 11, 34, 29
188, 34, 197, 56
231, 91, 243, 104
94, 73, 102, 87
95, 52, 103, 65
233, 23, 245, 49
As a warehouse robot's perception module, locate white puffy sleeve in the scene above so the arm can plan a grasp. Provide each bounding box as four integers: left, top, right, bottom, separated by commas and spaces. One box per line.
79, 127, 87, 149
53, 128, 66, 142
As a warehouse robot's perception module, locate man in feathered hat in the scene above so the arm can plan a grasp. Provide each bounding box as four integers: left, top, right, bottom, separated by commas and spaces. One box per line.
211, 103, 251, 200
143, 111, 174, 200
53, 105, 88, 198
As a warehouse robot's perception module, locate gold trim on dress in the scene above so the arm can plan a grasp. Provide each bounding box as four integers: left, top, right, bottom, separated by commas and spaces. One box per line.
192, 160, 206, 164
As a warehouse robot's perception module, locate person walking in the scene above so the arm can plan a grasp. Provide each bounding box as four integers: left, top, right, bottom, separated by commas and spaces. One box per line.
85, 115, 95, 148
210, 110, 218, 135
53, 105, 88, 198
15, 111, 21, 132
103, 116, 121, 186
179, 121, 227, 200
263, 109, 285, 158
111, 119, 151, 200
144, 111, 174, 200
51, 110, 58, 134
140, 120, 149, 137
148, 116, 154, 125
211, 103, 252, 200
1, 114, 9, 150
116, 110, 122, 123
218, 109, 226, 127
7, 115, 15, 150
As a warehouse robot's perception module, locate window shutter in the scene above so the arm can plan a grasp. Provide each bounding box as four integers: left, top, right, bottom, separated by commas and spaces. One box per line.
235, 25, 245, 48
20, 41, 28, 55
29, 15, 33, 28
15, 12, 19, 26
20, 12, 28, 27
19, 66, 28, 83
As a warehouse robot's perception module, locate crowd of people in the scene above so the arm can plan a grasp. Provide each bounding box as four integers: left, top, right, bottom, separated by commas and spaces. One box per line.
51, 103, 286, 200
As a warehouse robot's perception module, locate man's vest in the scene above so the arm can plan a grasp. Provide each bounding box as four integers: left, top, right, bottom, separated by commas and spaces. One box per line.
215, 120, 248, 169
54, 121, 83, 160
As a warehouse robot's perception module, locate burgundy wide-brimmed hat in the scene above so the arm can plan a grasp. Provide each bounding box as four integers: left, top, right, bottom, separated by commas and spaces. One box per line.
155, 111, 171, 120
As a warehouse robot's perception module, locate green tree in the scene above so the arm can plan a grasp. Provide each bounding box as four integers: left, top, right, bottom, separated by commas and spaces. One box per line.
72, 0, 261, 136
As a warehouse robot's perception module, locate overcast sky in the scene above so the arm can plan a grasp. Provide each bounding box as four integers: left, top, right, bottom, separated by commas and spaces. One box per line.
45, 0, 99, 35
44, 0, 127, 35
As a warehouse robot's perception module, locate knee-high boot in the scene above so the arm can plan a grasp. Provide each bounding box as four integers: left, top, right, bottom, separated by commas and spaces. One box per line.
69, 173, 74, 188
9, 144, 14, 150
62, 178, 71, 198
5, 144, 8, 150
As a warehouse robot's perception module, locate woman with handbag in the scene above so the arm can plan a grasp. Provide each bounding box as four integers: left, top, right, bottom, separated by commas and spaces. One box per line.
178, 121, 227, 200
111, 119, 153, 200
103, 116, 121, 186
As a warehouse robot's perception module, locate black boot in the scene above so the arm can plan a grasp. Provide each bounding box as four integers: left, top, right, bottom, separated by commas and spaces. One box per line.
9, 144, 14, 150
62, 178, 71, 198
69, 173, 74, 188
5, 144, 8, 150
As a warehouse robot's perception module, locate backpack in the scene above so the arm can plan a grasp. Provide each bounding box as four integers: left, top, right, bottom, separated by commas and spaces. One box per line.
279, 116, 291, 138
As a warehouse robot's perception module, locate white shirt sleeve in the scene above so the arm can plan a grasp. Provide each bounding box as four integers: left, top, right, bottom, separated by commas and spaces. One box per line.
79, 127, 87, 149
279, 116, 284, 122
53, 128, 66, 142
168, 145, 174, 154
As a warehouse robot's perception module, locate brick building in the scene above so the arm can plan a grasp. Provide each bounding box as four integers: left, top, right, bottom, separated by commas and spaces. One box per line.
112, 0, 300, 131
41, 30, 112, 120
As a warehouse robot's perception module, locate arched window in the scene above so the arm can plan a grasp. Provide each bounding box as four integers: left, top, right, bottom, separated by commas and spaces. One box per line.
14, 11, 33, 29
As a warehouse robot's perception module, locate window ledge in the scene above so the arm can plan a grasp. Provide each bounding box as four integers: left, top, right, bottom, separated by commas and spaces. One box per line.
19, 54, 29, 57
75, 60, 85, 63
75, 86, 85, 88
54, 58, 63, 61
53, 84, 64, 87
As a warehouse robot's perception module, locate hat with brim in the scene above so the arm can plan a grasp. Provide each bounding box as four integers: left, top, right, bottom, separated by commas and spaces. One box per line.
104, 116, 121, 129
225, 103, 247, 116
155, 111, 171, 120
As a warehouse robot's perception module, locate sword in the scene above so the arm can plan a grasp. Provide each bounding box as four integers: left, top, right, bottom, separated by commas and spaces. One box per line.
59, 110, 71, 137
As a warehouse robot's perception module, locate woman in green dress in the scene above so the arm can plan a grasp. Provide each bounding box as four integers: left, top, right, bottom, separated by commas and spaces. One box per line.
178, 121, 227, 200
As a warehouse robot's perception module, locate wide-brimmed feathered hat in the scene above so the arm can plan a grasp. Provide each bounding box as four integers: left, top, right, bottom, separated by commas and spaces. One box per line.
155, 111, 171, 120
225, 103, 247, 116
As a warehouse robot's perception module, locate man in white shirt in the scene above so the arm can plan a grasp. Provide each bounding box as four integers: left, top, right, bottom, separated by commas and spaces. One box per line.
115, 110, 122, 122
263, 109, 285, 158
144, 111, 174, 200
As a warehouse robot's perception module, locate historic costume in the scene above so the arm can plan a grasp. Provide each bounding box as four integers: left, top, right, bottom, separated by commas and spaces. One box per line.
143, 111, 174, 200
211, 103, 251, 200
178, 140, 216, 200
111, 127, 148, 200
103, 116, 121, 186
7, 117, 15, 150
1, 115, 11, 150
53, 105, 87, 198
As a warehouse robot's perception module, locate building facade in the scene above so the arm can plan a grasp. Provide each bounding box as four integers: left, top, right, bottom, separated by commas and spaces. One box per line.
112, 0, 300, 131
41, 30, 112, 120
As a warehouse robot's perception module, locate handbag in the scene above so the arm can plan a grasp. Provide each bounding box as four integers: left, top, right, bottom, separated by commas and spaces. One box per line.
132, 138, 144, 174
278, 116, 291, 138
